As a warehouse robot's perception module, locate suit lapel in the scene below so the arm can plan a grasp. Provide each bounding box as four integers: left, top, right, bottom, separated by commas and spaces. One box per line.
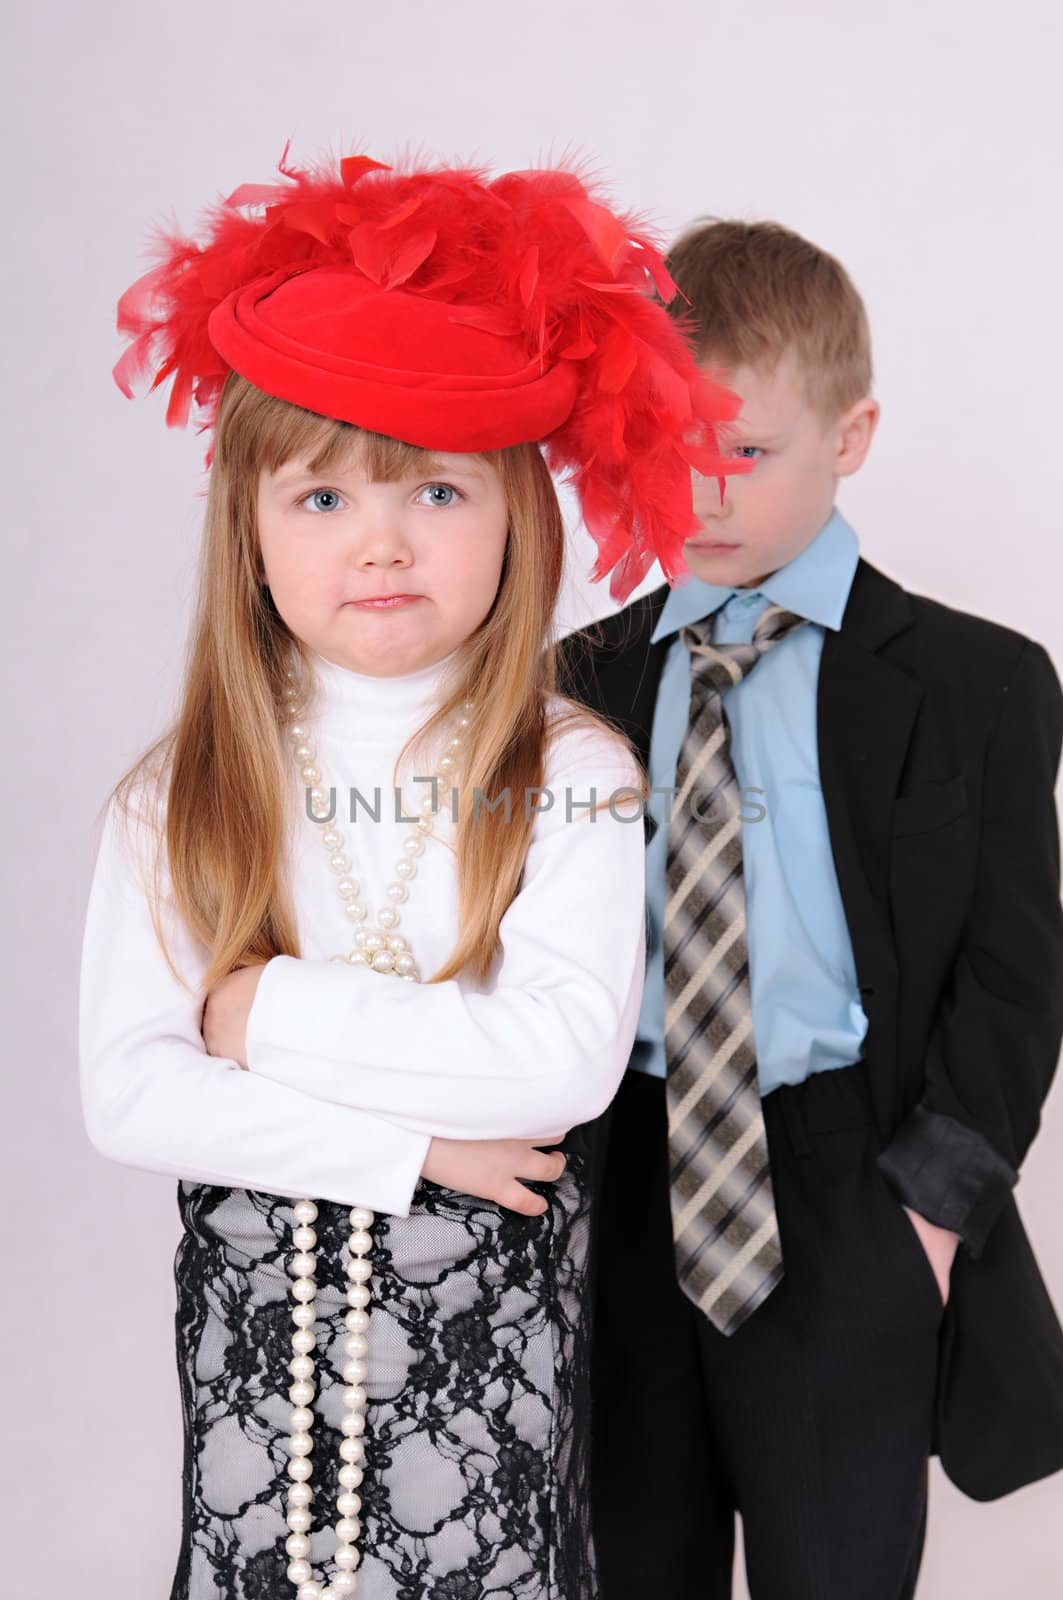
818, 558, 921, 1128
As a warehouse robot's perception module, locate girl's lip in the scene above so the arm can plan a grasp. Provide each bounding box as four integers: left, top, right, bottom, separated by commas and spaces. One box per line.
346, 595, 424, 609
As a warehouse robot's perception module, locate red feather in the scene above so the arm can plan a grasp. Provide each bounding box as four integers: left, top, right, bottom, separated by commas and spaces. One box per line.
111, 145, 751, 600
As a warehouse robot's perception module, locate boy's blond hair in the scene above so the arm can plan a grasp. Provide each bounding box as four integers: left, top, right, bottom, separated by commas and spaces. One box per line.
665, 219, 873, 420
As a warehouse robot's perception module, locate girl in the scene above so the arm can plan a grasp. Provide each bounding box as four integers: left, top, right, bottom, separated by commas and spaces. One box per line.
79, 147, 743, 1600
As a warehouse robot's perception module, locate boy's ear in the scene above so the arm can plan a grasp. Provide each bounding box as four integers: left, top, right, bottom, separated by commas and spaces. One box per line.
835, 396, 880, 478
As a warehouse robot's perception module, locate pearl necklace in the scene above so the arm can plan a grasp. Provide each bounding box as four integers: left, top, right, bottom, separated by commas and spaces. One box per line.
278, 663, 472, 1600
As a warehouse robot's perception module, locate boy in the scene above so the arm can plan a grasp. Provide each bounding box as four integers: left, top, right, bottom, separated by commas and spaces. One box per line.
560, 221, 1063, 1598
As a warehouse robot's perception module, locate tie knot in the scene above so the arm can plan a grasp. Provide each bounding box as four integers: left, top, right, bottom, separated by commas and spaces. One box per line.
681, 604, 808, 695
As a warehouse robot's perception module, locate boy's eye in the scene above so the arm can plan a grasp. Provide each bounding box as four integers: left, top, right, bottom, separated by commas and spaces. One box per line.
416, 483, 462, 507
300, 488, 344, 513
733, 445, 764, 460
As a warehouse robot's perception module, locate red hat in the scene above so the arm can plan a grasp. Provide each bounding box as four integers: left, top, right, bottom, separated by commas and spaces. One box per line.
113, 144, 748, 602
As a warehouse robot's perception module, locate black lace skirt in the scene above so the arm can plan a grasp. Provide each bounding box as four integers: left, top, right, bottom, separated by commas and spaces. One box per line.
168, 1129, 595, 1600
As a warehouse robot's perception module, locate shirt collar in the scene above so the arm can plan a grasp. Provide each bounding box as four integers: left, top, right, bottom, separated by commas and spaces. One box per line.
650, 507, 860, 644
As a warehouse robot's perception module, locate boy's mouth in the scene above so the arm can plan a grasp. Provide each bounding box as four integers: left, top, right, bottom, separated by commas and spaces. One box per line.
685, 539, 741, 555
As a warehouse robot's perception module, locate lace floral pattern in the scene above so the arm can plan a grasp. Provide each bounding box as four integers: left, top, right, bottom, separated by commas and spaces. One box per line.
168, 1128, 594, 1599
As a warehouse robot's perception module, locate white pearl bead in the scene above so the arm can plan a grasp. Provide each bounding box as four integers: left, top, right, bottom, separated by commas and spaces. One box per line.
337, 1490, 362, 1518
289, 1379, 314, 1406
293, 1225, 317, 1252
292, 1303, 316, 1328
349, 1207, 375, 1228
363, 933, 385, 954
288, 1506, 312, 1533
335, 1515, 361, 1544
343, 1384, 367, 1411
340, 1410, 365, 1438
348, 1231, 373, 1256
345, 1308, 370, 1333
344, 901, 368, 922
401, 971, 418, 981
402, 834, 425, 856
339, 1437, 365, 1464
416, 815, 433, 833
292, 1278, 317, 1305
377, 906, 399, 928
347, 950, 367, 965
288, 1456, 313, 1481
287, 1558, 312, 1585
291, 1251, 317, 1277
321, 826, 342, 848
329, 852, 352, 873
346, 1284, 370, 1309
394, 858, 416, 880
371, 950, 395, 973
437, 754, 456, 775
335, 876, 358, 899
462, 699, 475, 713
385, 934, 408, 954
286, 1531, 311, 1559
289, 1431, 314, 1456
294, 1201, 318, 1225
346, 1258, 372, 1284
290, 1405, 313, 1432
300, 764, 322, 785
386, 883, 408, 902
297, 1583, 323, 1600
393, 953, 416, 977
288, 1481, 313, 1508
334, 1544, 360, 1572
343, 1358, 368, 1385
344, 1330, 369, 1356
289, 1354, 315, 1380
294, 742, 316, 763
338, 1464, 364, 1489
332, 1573, 358, 1596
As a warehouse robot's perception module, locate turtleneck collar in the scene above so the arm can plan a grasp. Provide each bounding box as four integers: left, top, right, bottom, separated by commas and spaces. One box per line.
304, 644, 460, 740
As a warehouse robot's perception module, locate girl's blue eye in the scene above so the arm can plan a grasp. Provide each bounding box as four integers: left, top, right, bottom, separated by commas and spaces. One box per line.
302, 488, 343, 513
417, 483, 461, 507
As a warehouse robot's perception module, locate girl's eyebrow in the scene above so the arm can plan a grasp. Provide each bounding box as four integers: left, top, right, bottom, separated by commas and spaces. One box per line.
272, 459, 489, 487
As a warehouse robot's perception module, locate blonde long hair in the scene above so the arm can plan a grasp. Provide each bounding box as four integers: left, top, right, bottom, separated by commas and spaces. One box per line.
111, 372, 643, 991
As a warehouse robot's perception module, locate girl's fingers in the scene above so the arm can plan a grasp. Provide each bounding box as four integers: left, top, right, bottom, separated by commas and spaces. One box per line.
520, 1150, 567, 1182
500, 1181, 548, 1217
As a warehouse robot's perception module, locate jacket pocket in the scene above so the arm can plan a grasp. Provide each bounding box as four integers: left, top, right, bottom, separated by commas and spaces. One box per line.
891, 774, 967, 837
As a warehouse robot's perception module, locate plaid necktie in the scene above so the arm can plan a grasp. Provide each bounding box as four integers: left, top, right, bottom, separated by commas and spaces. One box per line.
663, 602, 809, 1335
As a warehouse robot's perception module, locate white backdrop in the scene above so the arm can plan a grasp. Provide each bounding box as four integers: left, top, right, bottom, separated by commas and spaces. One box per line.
5, 1, 1063, 1593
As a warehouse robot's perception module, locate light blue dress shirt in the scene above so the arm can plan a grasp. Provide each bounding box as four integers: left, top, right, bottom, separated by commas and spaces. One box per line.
629, 507, 869, 1094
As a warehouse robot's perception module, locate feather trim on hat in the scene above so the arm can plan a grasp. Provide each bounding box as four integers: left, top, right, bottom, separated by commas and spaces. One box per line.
113, 142, 748, 600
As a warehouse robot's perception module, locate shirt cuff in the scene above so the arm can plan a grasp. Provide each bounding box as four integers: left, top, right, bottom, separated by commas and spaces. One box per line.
875, 1104, 1018, 1258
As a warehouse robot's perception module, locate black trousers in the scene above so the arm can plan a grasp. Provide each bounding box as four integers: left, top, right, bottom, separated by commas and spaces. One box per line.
590, 1062, 945, 1600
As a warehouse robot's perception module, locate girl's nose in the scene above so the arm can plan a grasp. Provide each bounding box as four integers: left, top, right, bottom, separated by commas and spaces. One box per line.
351, 519, 414, 567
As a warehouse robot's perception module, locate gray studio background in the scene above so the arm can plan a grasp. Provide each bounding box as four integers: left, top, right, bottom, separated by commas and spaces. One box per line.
5, 0, 1063, 1594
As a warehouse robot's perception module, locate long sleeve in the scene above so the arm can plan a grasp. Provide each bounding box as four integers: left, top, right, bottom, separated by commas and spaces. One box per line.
79, 792, 431, 1216
876, 640, 1063, 1256
244, 729, 648, 1139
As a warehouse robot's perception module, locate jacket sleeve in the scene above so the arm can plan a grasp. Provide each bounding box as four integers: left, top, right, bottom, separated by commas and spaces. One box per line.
79, 792, 431, 1216
876, 640, 1063, 1257
244, 730, 648, 1140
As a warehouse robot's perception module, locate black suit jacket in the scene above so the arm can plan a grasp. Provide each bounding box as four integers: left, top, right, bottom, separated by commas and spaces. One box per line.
558, 556, 1063, 1500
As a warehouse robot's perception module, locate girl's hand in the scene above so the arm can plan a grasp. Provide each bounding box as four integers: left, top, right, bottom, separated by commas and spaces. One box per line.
201, 964, 267, 1067
422, 1135, 568, 1216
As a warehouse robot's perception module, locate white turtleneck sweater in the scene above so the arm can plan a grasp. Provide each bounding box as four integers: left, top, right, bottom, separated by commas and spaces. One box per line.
78, 648, 647, 1216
